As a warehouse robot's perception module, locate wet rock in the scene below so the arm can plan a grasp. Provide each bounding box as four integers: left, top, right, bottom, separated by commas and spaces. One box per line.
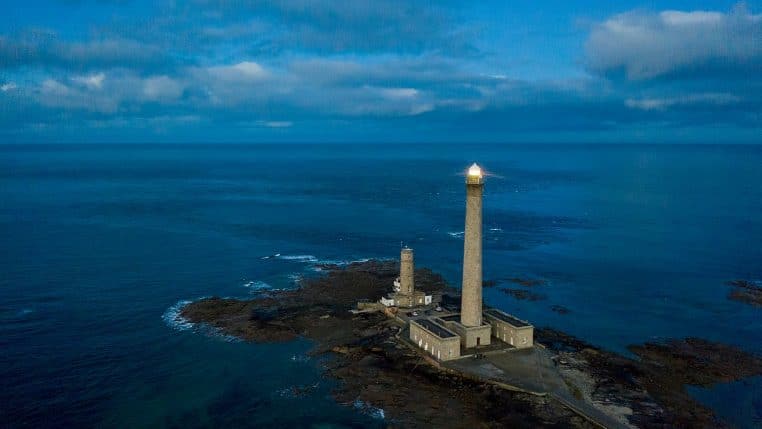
550, 305, 571, 314
537, 328, 762, 428
500, 288, 547, 301
506, 277, 547, 287
726, 279, 762, 307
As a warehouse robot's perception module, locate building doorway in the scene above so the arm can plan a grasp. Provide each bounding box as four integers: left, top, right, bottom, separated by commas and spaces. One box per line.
476, 337, 481, 346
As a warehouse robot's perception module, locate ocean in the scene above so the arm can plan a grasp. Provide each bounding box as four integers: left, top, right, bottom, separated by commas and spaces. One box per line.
1, 143, 760, 428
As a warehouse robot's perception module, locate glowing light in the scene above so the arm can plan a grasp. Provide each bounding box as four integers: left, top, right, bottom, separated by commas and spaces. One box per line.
467, 163, 482, 178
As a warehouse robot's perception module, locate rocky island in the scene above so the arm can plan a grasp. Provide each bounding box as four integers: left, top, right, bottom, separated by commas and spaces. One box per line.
180, 260, 762, 428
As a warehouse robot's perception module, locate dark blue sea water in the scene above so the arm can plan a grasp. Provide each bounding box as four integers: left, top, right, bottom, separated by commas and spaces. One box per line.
1, 143, 761, 428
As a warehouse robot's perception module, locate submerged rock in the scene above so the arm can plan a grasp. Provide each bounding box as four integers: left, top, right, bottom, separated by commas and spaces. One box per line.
506, 277, 547, 287
726, 279, 762, 307
550, 305, 571, 314
500, 288, 547, 301
482, 279, 499, 288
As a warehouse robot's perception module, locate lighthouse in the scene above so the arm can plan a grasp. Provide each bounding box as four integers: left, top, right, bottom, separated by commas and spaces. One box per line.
460, 163, 484, 327
399, 247, 414, 296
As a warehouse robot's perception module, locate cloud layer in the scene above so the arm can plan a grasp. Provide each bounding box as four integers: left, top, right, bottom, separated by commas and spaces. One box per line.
586, 5, 761, 80
0, 1, 760, 142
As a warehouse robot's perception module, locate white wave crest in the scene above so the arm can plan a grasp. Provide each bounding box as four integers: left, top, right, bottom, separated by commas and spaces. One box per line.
162, 299, 194, 331
243, 280, 273, 291
290, 354, 311, 363
277, 255, 319, 263
353, 399, 386, 420
447, 231, 464, 238
162, 299, 240, 343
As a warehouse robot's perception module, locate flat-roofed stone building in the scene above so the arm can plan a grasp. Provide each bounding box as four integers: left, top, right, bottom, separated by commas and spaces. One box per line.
436, 314, 492, 348
409, 318, 461, 361
484, 309, 534, 349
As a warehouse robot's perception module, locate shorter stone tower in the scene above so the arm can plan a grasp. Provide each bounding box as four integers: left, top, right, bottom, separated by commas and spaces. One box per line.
379, 247, 430, 308
400, 248, 414, 296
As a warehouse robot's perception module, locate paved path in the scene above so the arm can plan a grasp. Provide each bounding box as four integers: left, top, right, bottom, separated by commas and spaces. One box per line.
394, 316, 630, 428
444, 348, 630, 429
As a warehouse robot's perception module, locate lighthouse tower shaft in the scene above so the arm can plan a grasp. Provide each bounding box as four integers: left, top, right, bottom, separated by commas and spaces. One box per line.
400, 248, 414, 295
461, 168, 484, 327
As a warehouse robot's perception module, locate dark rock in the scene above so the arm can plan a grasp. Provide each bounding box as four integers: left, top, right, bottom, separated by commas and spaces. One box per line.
537, 327, 762, 428
550, 305, 570, 314
500, 288, 546, 301
726, 279, 762, 307
506, 277, 547, 287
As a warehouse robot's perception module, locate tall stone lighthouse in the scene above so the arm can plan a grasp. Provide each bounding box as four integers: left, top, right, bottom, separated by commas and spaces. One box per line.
461, 163, 484, 327
399, 247, 414, 296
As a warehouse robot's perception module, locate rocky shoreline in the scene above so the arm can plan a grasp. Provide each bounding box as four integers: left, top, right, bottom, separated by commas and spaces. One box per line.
180, 260, 762, 428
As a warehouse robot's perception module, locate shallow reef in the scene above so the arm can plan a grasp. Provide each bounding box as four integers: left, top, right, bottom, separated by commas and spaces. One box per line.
726, 279, 762, 307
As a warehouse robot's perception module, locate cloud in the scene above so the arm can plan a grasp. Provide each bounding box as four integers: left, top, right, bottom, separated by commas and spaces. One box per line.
72, 73, 105, 89
256, 120, 293, 128
2, 2, 761, 142
206, 61, 269, 81
625, 93, 742, 111
192, 0, 478, 56
376, 87, 420, 100
585, 3, 762, 80
39, 78, 119, 112
0, 34, 168, 70
142, 75, 184, 101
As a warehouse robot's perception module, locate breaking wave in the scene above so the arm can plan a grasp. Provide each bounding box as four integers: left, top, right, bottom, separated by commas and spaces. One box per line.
162, 299, 194, 331
353, 399, 386, 420
277, 254, 319, 263
267, 254, 375, 271
162, 299, 240, 342
242, 280, 273, 291
290, 354, 311, 363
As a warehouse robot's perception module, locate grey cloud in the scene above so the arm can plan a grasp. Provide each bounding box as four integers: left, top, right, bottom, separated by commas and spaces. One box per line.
0, 34, 167, 70
624, 93, 742, 111
585, 3, 762, 81
191, 0, 479, 56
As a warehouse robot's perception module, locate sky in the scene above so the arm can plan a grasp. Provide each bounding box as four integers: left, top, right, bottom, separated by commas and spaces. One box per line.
0, 0, 760, 143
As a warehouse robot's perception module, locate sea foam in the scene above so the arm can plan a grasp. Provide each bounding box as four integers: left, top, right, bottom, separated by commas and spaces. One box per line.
162, 299, 194, 331
277, 254, 319, 263
162, 299, 240, 342
242, 280, 273, 291
353, 399, 386, 420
